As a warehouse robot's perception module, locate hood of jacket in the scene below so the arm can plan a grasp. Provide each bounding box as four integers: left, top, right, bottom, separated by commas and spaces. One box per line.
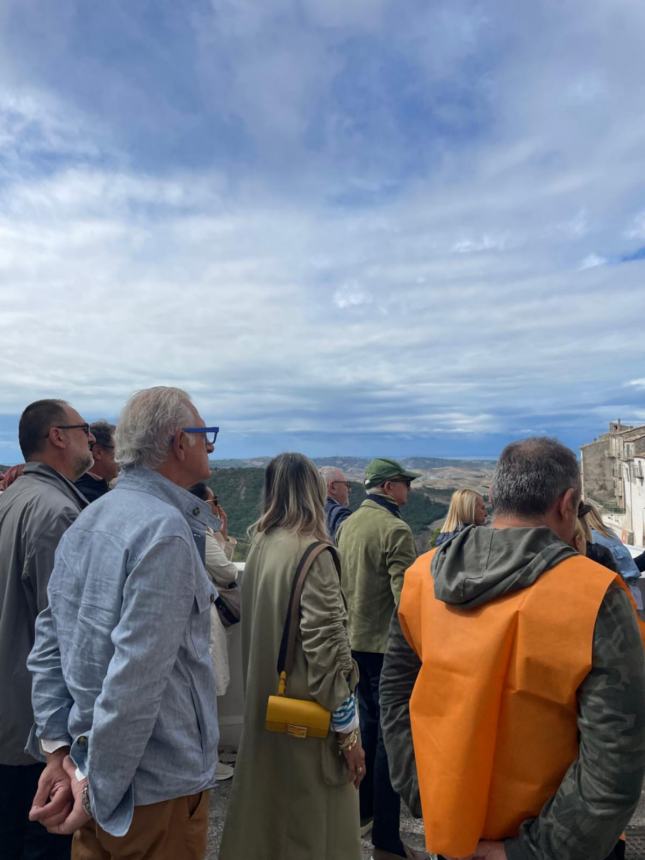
430, 525, 577, 609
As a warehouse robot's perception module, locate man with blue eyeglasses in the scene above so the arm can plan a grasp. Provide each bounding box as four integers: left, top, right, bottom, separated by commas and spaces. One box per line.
27, 386, 221, 859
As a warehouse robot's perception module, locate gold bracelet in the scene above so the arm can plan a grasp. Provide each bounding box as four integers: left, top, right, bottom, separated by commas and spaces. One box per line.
337, 727, 359, 753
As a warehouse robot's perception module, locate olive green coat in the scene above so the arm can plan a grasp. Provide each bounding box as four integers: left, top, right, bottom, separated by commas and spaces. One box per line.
337, 497, 417, 652
218, 530, 361, 860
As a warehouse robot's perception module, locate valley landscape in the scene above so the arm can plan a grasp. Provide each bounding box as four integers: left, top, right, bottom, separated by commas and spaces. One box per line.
210, 457, 496, 559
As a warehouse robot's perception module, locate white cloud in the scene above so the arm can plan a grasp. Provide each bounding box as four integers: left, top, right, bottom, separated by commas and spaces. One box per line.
0, 0, 644, 457
578, 254, 607, 270
452, 234, 509, 254
332, 281, 372, 309
625, 211, 645, 241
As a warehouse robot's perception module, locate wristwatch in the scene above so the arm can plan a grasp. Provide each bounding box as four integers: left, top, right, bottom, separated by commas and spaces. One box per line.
81, 782, 93, 819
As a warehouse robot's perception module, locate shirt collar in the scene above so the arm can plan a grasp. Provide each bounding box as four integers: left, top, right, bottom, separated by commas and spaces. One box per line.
116, 467, 219, 532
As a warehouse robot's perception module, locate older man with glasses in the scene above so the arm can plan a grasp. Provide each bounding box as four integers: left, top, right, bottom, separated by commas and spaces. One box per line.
0, 399, 94, 859
27, 387, 220, 860
319, 466, 353, 541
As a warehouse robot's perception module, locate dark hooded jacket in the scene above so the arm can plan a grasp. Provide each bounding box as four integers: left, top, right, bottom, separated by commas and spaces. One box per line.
381, 525, 645, 860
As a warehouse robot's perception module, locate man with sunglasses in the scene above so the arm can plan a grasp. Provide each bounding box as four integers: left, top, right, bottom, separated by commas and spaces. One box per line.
75, 421, 119, 503
337, 458, 421, 860
0, 399, 94, 858
27, 387, 220, 859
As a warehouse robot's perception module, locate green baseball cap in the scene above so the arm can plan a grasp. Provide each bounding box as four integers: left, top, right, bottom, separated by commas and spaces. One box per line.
364, 458, 421, 489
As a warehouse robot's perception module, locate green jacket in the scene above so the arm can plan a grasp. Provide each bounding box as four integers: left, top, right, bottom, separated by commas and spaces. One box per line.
337, 497, 417, 652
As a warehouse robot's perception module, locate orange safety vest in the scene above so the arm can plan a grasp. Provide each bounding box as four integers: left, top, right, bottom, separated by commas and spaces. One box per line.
398, 550, 640, 858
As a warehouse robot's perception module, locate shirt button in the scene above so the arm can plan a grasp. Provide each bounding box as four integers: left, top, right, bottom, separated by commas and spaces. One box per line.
210, 593, 216, 604
192, 507, 200, 516
78, 736, 87, 746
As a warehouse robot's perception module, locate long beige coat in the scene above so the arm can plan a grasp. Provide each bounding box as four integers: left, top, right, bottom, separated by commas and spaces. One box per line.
218, 529, 361, 860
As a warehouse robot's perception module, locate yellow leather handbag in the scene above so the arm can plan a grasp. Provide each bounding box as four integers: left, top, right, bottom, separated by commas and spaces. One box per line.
265, 542, 338, 739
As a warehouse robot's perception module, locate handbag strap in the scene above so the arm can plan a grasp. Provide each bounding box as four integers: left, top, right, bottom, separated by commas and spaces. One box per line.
276, 541, 341, 693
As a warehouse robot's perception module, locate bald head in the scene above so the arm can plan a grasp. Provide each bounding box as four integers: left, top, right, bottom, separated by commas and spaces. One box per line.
319, 466, 350, 506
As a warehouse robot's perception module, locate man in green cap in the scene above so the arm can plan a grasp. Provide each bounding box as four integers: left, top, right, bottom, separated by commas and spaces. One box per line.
337, 458, 421, 860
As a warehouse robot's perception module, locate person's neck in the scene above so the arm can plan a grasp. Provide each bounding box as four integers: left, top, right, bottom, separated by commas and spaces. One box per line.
155, 461, 193, 489
492, 513, 547, 530
28, 454, 75, 483
368, 488, 397, 504
86, 469, 108, 482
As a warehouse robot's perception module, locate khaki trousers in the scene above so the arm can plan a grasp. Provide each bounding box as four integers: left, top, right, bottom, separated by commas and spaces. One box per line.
72, 791, 209, 860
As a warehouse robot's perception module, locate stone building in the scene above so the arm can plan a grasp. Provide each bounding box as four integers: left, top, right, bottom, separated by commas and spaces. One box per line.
581, 421, 645, 544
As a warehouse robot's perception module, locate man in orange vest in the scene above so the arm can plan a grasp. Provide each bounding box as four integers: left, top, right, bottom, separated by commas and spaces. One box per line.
380, 437, 645, 860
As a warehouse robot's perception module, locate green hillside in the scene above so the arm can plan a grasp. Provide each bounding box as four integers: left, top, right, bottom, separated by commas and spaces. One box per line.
209, 466, 449, 560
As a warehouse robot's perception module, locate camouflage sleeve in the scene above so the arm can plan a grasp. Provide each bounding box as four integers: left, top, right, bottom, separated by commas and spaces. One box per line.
380, 609, 422, 817
506, 584, 645, 860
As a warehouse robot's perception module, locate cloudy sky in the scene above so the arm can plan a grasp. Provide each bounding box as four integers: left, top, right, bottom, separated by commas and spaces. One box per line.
1, 0, 644, 463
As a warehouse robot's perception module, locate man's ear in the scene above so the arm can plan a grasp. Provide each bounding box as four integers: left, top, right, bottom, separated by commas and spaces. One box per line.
47, 427, 66, 451
169, 430, 187, 462
558, 487, 578, 520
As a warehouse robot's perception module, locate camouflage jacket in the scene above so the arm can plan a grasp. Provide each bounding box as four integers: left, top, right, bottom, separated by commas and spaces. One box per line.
381, 580, 645, 860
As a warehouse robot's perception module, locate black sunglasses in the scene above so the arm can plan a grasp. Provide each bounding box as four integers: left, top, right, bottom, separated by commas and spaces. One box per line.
47, 423, 91, 437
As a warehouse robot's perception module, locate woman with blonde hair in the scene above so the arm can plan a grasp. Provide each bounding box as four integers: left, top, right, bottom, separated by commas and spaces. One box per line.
581, 502, 642, 608
433, 488, 487, 547
219, 453, 364, 860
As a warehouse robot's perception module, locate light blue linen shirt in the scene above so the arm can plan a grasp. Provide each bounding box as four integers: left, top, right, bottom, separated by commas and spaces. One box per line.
27, 467, 219, 836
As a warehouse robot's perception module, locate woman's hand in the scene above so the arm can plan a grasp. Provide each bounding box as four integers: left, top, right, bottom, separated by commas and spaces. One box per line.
214, 505, 228, 539
340, 740, 366, 788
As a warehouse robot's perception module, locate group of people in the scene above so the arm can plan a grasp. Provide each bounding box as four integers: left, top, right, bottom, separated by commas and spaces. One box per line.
0, 387, 644, 860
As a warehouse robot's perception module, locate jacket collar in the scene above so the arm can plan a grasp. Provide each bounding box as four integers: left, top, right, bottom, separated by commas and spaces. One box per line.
23, 461, 89, 510
115, 467, 219, 533
363, 493, 401, 519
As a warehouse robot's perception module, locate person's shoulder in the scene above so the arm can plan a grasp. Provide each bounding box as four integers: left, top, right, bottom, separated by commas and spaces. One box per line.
79, 483, 192, 543
13, 473, 80, 522
337, 500, 377, 532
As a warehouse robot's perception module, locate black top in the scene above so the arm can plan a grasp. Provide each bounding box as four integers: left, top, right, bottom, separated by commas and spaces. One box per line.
75, 472, 110, 503
587, 542, 618, 572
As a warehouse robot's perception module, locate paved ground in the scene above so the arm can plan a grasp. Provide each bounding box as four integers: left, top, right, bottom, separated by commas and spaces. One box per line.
206, 752, 645, 859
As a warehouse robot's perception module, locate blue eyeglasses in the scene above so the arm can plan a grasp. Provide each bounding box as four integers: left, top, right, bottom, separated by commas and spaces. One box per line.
182, 426, 219, 445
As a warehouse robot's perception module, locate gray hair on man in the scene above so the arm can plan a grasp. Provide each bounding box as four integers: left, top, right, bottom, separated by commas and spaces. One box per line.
115, 387, 196, 470
318, 466, 345, 486
491, 437, 580, 518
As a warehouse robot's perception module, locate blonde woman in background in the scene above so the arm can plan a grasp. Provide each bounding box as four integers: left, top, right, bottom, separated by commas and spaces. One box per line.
219, 452, 364, 860
582, 502, 642, 608
433, 488, 487, 547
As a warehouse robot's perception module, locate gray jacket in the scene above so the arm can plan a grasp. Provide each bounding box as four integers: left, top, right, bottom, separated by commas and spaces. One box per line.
0, 462, 87, 765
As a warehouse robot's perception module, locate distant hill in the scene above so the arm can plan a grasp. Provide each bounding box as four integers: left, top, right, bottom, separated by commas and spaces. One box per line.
209, 466, 450, 559
211, 455, 495, 518
215, 455, 494, 472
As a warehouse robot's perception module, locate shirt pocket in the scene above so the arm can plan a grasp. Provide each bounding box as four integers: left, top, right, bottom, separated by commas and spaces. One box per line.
189, 570, 216, 657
